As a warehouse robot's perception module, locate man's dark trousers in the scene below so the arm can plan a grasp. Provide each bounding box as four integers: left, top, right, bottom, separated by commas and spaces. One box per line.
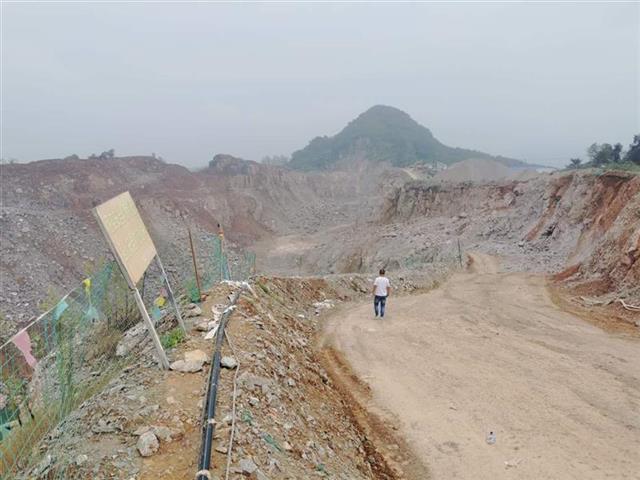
374, 295, 387, 317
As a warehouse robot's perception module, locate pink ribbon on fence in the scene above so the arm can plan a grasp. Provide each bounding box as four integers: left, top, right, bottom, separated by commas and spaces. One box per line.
12, 330, 37, 368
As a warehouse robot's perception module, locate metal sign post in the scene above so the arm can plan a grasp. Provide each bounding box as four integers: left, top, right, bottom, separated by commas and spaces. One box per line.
93, 191, 182, 370
155, 255, 187, 334
133, 287, 170, 369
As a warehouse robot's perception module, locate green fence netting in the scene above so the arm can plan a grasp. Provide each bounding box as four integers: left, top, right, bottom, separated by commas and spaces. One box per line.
180, 234, 255, 303
0, 261, 139, 478
0, 235, 255, 479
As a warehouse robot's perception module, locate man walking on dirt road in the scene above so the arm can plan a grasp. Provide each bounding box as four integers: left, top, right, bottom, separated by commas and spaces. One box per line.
373, 269, 391, 318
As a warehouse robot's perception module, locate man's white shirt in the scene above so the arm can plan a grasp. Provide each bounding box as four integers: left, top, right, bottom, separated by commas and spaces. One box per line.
373, 276, 391, 296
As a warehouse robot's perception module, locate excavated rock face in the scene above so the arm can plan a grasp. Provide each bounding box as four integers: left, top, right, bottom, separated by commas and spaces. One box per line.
377, 170, 639, 301
551, 172, 640, 298
208, 154, 262, 176
3, 154, 636, 327
0, 155, 385, 326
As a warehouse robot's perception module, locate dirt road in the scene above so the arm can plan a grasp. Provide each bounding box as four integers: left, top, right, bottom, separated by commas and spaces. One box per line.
324, 254, 640, 479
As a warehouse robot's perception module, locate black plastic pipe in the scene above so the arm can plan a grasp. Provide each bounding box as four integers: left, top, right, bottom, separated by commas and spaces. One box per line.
196, 289, 241, 480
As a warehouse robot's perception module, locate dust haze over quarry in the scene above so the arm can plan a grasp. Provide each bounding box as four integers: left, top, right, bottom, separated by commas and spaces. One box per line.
1, 3, 640, 480
1, 93, 640, 480
2, 2, 639, 167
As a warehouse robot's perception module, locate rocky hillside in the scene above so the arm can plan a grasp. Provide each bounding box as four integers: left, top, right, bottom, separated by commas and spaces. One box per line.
289, 105, 524, 170
0, 155, 390, 327
380, 170, 640, 303
203, 154, 394, 237
3, 154, 636, 331
1, 156, 216, 326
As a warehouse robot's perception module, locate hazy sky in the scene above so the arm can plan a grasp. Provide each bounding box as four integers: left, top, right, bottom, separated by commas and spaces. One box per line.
2, 2, 638, 168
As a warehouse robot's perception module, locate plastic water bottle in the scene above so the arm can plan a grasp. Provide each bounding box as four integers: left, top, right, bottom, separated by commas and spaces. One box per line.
486, 431, 496, 445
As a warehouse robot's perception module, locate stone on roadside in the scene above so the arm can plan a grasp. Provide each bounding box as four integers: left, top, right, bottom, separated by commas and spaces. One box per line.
237, 372, 272, 394
133, 425, 152, 436
195, 320, 211, 332
239, 458, 258, 474
170, 359, 204, 373
184, 349, 209, 364
211, 305, 224, 321
152, 425, 173, 442
204, 324, 219, 340
137, 431, 159, 457
215, 444, 228, 454
186, 305, 202, 317
221, 356, 238, 369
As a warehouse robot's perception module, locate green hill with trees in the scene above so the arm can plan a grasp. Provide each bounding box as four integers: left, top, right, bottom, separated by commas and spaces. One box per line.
289, 105, 526, 170
567, 134, 640, 172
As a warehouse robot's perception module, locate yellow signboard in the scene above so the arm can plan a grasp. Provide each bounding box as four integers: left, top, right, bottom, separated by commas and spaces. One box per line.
94, 191, 157, 287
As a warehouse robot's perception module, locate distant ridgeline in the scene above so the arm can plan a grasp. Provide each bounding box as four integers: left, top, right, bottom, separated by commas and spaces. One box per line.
289, 105, 526, 170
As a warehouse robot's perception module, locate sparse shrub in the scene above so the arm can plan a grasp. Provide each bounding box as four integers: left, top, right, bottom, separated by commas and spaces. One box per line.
184, 278, 201, 303
99, 149, 115, 160
30, 332, 46, 360
587, 143, 615, 166
38, 286, 63, 314
257, 282, 270, 295
625, 134, 640, 165
568, 158, 582, 168
86, 324, 121, 360
160, 327, 185, 350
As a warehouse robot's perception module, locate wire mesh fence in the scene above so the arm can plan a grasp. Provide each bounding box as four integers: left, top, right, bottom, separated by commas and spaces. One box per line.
0, 262, 137, 478
180, 234, 256, 303
0, 235, 255, 479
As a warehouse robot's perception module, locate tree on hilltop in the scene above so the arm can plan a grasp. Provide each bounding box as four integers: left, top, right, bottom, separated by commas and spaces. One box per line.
568, 158, 581, 168
587, 143, 615, 166
624, 134, 640, 165
99, 149, 115, 160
